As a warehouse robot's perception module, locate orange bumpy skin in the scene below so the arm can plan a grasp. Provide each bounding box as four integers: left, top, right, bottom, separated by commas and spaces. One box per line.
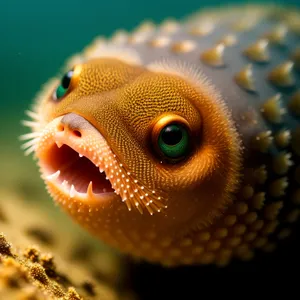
22, 4, 300, 267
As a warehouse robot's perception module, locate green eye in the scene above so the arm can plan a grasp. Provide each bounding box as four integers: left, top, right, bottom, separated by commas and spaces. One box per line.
53, 69, 74, 100
158, 123, 190, 159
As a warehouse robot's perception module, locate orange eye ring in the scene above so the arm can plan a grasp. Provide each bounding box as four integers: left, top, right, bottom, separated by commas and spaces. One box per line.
68, 64, 82, 91
151, 114, 193, 162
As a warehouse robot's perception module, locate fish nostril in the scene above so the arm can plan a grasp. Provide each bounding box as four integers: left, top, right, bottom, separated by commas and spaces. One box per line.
57, 124, 65, 132
57, 122, 82, 137
73, 130, 82, 138
59, 113, 90, 137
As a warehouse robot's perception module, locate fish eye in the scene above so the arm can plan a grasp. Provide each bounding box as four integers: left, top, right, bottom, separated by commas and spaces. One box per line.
52, 65, 82, 101
152, 114, 192, 162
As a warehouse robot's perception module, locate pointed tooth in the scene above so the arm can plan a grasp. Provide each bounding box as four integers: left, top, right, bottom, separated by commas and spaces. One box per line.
99, 167, 104, 173
79, 153, 83, 157
46, 170, 60, 181
62, 180, 69, 190
87, 181, 94, 198
55, 141, 63, 148
70, 185, 76, 198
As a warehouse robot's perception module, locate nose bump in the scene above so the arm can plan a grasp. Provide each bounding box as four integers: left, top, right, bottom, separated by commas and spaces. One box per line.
58, 113, 90, 137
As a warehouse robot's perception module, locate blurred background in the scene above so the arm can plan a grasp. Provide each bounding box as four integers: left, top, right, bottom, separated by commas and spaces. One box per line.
0, 0, 300, 298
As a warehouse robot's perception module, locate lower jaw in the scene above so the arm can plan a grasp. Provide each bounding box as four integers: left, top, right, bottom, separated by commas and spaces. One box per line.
44, 172, 115, 201
43, 174, 119, 210
38, 152, 118, 205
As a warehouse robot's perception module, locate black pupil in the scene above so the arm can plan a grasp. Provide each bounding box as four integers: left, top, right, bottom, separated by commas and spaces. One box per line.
162, 125, 183, 145
62, 70, 74, 89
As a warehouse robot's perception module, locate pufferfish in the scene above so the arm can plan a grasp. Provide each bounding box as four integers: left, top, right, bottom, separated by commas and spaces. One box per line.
21, 4, 300, 267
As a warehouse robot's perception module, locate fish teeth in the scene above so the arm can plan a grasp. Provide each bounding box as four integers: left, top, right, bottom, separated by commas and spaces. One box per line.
79, 153, 83, 157
99, 167, 104, 173
55, 141, 63, 148
46, 170, 60, 181
87, 181, 94, 198
61, 180, 69, 192
70, 184, 77, 198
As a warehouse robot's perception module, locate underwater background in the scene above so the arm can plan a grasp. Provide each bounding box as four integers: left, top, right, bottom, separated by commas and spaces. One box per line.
1, 0, 300, 299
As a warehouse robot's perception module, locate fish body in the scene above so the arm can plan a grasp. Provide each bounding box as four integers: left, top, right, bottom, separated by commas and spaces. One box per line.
22, 4, 300, 267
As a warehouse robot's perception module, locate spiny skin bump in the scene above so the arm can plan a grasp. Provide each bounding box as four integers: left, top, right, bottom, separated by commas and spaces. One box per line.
22, 4, 300, 267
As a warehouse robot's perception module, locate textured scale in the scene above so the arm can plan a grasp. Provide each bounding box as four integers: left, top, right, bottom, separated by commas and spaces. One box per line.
23, 4, 300, 267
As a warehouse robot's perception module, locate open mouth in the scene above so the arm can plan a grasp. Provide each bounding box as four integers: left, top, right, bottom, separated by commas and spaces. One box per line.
34, 114, 166, 214
43, 143, 114, 197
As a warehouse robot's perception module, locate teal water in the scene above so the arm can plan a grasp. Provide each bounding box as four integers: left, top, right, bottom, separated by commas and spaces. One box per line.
0, 0, 299, 173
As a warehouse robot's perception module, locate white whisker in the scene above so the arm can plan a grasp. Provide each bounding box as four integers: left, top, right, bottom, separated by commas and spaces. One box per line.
24, 145, 36, 156
19, 132, 41, 141
25, 110, 41, 121
21, 120, 40, 128
21, 138, 39, 149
